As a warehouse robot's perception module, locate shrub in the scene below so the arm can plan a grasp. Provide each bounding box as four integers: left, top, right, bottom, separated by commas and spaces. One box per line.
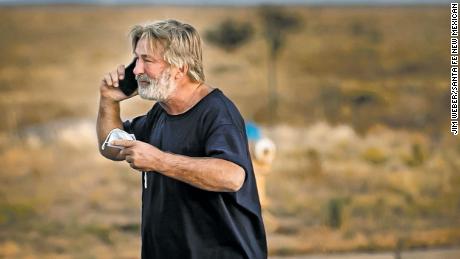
205, 19, 254, 52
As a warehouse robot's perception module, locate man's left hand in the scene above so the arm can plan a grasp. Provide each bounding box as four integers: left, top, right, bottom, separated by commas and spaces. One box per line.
111, 140, 165, 172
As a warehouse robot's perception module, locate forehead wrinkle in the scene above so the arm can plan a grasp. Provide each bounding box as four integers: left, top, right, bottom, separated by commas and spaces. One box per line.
134, 39, 151, 56
135, 37, 165, 61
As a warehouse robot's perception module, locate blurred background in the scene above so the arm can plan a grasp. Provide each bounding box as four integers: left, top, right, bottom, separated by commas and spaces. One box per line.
1, 0, 459, 258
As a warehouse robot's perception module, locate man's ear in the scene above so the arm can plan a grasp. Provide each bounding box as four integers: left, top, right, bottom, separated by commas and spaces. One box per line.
175, 64, 189, 80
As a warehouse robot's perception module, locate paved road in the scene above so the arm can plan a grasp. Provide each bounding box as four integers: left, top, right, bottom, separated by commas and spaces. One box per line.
269, 247, 460, 259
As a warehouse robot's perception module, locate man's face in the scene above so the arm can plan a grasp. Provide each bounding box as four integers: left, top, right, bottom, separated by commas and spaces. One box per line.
133, 38, 176, 101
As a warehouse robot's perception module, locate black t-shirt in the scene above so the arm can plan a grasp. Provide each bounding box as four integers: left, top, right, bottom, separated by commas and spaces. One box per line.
123, 89, 267, 259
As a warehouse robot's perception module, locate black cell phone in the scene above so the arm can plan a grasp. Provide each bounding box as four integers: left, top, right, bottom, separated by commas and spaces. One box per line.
119, 59, 137, 96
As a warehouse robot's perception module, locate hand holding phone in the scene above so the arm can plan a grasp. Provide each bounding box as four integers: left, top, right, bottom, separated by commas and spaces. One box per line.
119, 59, 138, 96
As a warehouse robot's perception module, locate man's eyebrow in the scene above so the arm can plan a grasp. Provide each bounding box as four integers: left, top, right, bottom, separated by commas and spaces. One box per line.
133, 52, 155, 59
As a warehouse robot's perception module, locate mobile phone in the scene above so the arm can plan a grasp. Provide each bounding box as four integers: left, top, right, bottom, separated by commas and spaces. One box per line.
119, 59, 138, 96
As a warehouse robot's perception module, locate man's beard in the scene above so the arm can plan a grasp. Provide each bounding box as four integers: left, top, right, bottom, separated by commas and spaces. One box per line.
136, 68, 176, 101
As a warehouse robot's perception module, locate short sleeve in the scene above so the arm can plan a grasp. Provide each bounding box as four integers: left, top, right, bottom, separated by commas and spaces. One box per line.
204, 123, 263, 216
205, 123, 251, 179
123, 115, 147, 140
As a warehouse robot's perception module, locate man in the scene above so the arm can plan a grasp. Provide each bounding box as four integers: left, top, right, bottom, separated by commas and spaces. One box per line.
96, 19, 267, 259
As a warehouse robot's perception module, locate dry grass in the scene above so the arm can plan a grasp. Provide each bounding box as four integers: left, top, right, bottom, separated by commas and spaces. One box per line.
265, 123, 460, 255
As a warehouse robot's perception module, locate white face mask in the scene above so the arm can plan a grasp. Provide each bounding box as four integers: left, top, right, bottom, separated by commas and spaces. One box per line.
101, 128, 136, 150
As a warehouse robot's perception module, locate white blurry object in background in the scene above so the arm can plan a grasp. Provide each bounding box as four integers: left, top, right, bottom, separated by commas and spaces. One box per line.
246, 122, 278, 232
254, 138, 276, 165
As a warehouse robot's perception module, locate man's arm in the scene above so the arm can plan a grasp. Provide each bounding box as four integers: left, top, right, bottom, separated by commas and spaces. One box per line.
161, 154, 245, 192
96, 65, 135, 161
96, 98, 124, 160
113, 140, 245, 192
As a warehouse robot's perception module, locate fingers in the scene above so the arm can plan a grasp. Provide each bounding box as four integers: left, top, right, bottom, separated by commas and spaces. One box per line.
125, 155, 133, 164
118, 65, 125, 80
110, 71, 119, 87
102, 71, 118, 87
103, 74, 113, 87
101, 64, 125, 87
125, 155, 142, 170
125, 155, 135, 168
119, 147, 130, 157
111, 139, 136, 148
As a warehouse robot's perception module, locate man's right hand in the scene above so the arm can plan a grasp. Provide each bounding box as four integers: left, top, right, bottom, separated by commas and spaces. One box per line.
100, 64, 137, 102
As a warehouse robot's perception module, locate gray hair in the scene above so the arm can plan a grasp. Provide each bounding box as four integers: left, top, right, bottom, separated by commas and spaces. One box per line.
129, 19, 205, 83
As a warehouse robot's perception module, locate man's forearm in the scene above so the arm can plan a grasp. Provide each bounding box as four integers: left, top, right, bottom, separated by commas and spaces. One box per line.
96, 97, 124, 160
158, 153, 245, 192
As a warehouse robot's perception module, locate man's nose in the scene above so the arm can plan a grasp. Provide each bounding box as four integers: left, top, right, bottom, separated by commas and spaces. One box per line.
133, 58, 144, 76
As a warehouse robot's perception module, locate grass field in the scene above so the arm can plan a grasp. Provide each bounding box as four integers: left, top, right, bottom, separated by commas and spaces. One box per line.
0, 4, 459, 258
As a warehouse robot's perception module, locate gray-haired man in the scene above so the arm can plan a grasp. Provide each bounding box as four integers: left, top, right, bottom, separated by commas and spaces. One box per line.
96, 19, 267, 259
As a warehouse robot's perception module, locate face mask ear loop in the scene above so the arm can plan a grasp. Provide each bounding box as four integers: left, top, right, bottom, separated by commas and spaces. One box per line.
101, 128, 120, 150
101, 133, 112, 150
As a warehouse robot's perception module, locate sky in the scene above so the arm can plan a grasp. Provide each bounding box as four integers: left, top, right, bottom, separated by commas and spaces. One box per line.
0, 0, 453, 5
